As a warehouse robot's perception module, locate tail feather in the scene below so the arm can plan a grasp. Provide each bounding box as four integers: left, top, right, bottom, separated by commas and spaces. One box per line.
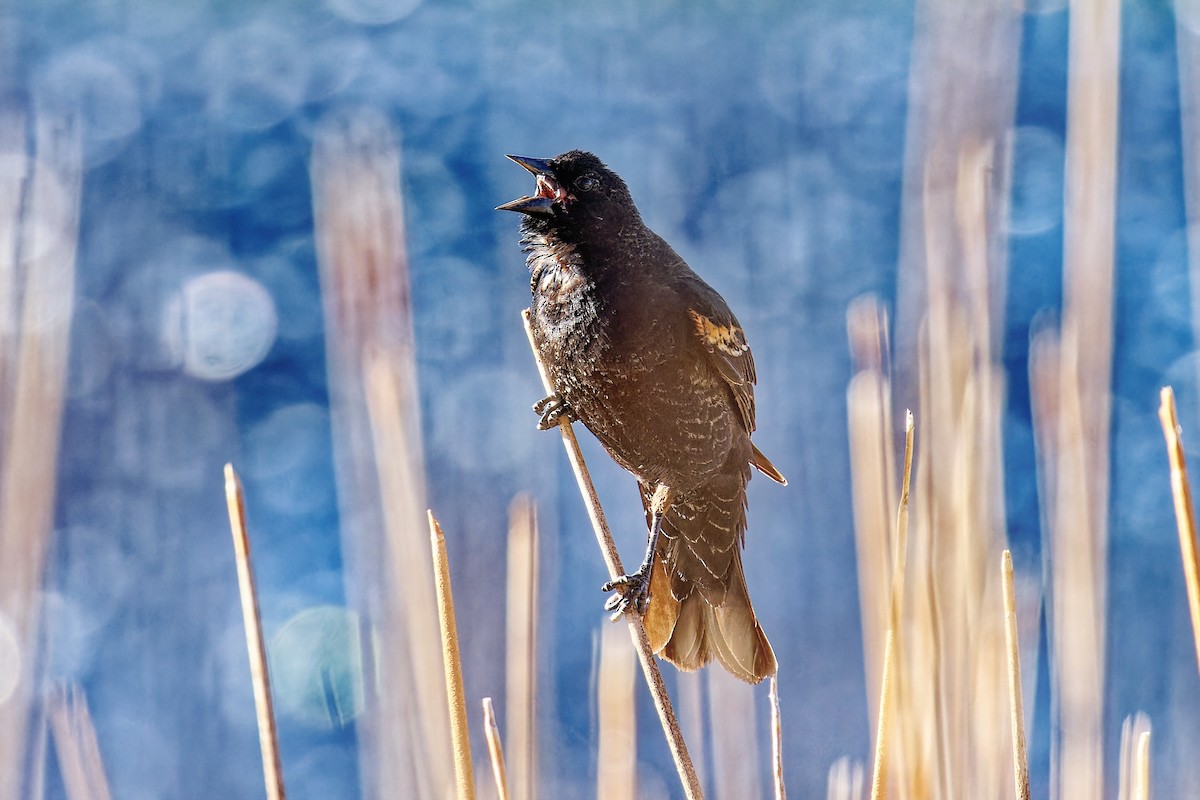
751, 442, 787, 485
648, 559, 776, 683
710, 557, 777, 681
640, 454, 777, 685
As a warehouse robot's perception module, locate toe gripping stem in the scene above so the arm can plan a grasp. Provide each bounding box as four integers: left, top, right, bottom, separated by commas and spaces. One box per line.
533, 393, 576, 431
602, 485, 675, 620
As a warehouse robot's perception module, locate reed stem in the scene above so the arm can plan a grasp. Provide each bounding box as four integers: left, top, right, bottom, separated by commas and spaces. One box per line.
429, 511, 476, 800
224, 464, 286, 800
521, 310, 704, 800
482, 697, 509, 800
1157, 386, 1200, 673
1002, 550, 1030, 800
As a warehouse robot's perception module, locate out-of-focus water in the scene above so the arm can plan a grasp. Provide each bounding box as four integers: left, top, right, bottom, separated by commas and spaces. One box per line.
6, 1, 1199, 798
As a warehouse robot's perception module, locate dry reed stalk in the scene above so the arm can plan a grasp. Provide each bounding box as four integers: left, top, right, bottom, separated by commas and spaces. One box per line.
312, 110, 451, 798
890, 2, 1022, 792
847, 297, 897, 739
224, 465, 286, 800
46, 684, 112, 800
1001, 551, 1029, 800
769, 676, 785, 800
29, 700, 47, 800
1027, 321, 1063, 799
1157, 387, 1200, 672
869, 629, 896, 800
364, 350, 452, 794
869, 412, 914, 800
708, 668, 761, 800
1045, 332, 1105, 800
1118, 714, 1152, 800
676, 672, 709, 792
826, 758, 864, 800
0, 104, 25, 418
1052, 0, 1120, 793
921, 142, 1013, 800
893, 0, 1021, 382
505, 495, 539, 800
0, 108, 81, 799
482, 697, 510, 800
430, 511, 477, 800
1136, 731, 1151, 800
521, 309, 704, 799
596, 623, 637, 800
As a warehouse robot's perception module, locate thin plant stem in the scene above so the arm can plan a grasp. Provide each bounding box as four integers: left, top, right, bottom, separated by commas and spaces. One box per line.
521, 310, 704, 800
869, 410, 914, 800
482, 698, 509, 800
770, 676, 786, 800
1002, 550, 1030, 800
1158, 386, 1200, 673
429, 511, 476, 800
224, 464, 286, 800
1135, 730, 1151, 800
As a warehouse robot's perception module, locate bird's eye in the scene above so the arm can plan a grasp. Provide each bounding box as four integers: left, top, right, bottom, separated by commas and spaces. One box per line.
576, 175, 599, 191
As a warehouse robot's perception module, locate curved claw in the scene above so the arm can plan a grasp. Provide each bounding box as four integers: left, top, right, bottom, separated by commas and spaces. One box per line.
533, 394, 576, 431
601, 569, 651, 619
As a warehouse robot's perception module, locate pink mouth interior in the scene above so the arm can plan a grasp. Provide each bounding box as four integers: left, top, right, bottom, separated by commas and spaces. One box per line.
536, 175, 567, 202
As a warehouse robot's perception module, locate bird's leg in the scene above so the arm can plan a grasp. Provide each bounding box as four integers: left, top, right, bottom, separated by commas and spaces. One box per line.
603, 484, 675, 619
533, 393, 576, 431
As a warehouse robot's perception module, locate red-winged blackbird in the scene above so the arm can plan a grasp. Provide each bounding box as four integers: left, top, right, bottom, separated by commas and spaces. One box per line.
499, 150, 786, 684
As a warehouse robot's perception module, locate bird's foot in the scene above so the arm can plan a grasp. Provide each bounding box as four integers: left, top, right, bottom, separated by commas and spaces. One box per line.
602, 568, 651, 620
533, 394, 576, 430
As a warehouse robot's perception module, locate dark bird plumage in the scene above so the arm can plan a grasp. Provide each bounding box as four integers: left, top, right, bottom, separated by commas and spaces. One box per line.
499, 150, 786, 684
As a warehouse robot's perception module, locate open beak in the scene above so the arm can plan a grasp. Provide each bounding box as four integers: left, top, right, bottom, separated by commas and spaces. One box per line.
497, 154, 566, 216
506, 154, 553, 175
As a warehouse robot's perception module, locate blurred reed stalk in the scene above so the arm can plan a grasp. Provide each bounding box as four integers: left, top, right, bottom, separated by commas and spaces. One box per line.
311, 109, 453, 798
1001, 550, 1030, 800
596, 623, 636, 800
224, 464, 286, 800
0, 105, 81, 799
846, 297, 897, 743
482, 698, 510, 800
1157, 387, 1200, 673
826, 758, 864, 800
848, 1, 1032, 796
769, 677, 785, 800
1041, 1, 1121, 796
521, 310, 704, 800
429, 511, 477, 800
847, 146, 1022, 800
708, 668, 760, 800
505, 496, 539, 800
46, 684, 112, 800
1118, 714, 1152, 800
676, 672, 709, 791
869, 412, 914, 800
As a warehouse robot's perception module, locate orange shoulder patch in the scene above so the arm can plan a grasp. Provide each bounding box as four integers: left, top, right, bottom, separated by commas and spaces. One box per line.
688, 309, 749, 357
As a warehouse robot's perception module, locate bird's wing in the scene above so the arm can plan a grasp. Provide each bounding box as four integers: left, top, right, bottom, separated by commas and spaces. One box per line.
683, 291, 757, 434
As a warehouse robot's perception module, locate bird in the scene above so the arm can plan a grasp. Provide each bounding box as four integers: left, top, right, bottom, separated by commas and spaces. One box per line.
498, 150, 786, 684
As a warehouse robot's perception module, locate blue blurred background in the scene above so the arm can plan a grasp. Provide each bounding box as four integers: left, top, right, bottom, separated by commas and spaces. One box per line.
7, 0, 1200, 797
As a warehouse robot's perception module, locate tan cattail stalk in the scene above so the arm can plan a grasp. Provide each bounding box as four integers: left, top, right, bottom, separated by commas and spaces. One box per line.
1001, 551, 1029, 800
482, 697, 509, 800
429, 511, 476, 800
596, 624, 636, 800
505, 495, 539, 800
224, 465, 286, 800
1157, 386, 1200, 673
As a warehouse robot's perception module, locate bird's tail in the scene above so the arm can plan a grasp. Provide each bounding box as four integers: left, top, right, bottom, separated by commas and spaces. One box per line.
640, 463, 777, 684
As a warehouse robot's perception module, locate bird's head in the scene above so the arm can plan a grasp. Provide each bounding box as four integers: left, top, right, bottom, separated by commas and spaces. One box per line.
497, 150, 640, 235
